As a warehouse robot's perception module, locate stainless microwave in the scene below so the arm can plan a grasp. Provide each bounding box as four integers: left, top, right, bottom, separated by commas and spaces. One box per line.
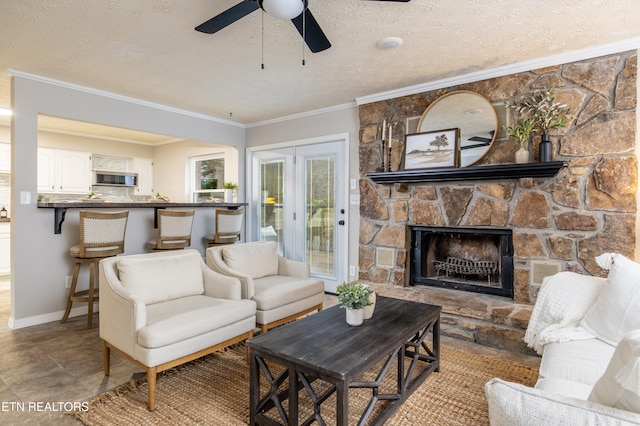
93, 171, 138, 187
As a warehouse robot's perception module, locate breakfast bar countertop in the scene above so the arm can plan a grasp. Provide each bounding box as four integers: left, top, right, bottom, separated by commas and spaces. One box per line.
38, 201, 247, 234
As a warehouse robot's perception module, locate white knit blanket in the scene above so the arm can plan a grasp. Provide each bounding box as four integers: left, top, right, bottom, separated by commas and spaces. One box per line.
524, 271, 605, 355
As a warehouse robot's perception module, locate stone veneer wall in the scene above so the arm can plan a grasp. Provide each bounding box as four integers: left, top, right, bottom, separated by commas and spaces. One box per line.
358, 51, 637, 305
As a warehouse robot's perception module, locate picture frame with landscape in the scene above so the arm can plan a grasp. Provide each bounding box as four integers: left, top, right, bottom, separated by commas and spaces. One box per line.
403, 128, 460, 170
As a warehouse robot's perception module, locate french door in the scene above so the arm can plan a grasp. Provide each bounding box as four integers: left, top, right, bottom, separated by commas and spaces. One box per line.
249, 140, 347, 293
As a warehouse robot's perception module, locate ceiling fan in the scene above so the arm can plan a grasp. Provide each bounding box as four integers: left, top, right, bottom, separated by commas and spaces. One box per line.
195, 0, 411, 53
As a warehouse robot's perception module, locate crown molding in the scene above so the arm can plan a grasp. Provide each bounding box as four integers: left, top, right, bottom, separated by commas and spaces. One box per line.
246, 102, 357, 128
7, 69, 246, 129
355, 37, 640, 106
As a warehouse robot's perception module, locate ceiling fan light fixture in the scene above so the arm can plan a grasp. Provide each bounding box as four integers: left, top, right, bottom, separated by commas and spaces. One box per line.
259, 0, 306, 20
376, 36, 403, 49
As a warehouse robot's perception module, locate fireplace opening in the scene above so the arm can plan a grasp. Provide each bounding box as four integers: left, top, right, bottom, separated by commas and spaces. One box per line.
409, 226, 514, 298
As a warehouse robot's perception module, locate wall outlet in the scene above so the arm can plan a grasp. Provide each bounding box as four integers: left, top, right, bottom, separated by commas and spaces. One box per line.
349, 265, 356, 276
65, 275, 72, 289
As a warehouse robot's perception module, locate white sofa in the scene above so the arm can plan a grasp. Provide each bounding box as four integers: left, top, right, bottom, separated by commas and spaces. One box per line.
99, 249, 257, 410
206, 241, 325, 333
485, 253, 640, 425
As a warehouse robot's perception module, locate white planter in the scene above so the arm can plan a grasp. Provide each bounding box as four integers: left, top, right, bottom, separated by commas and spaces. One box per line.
515, 147, 529, 164
345, 308, 364, 326
224, 189, 234, 203
363, 287, 376, 320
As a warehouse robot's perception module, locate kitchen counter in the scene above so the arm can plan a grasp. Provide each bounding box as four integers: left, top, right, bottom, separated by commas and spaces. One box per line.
38, 201, 247, 234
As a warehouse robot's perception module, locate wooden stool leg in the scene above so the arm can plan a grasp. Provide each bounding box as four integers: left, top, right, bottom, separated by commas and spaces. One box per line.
61, 262, 81, 323
87, 262, 96, 329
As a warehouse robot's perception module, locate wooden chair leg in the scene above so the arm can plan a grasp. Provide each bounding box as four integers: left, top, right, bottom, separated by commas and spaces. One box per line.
61, 262, 81, 323
102, 341, 111, 376
147, 366, 158, 411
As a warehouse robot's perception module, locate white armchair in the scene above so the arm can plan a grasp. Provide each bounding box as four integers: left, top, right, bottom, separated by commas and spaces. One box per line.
99, 249, 256, 410
206, 241, 325, 333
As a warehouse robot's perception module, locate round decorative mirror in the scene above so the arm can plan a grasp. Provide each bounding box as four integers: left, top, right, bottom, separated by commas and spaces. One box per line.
417, 91, 497, 167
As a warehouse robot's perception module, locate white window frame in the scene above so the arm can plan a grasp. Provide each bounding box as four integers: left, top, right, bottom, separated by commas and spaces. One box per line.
190, 153, 225, 202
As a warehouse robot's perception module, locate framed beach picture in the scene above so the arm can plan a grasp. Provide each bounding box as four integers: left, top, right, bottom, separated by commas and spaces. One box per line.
403, 128, 460, 170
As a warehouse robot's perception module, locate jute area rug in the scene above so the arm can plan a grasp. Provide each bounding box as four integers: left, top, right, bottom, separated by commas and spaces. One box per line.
74, 344, 537, 425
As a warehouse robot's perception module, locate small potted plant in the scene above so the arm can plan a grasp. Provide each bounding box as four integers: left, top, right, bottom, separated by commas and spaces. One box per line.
336, 282, 374, 326
502, 117, 536, 164
222, 182, 238, 203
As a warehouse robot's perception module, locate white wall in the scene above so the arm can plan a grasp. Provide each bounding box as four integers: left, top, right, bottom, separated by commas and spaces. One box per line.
9, 74, 246, 328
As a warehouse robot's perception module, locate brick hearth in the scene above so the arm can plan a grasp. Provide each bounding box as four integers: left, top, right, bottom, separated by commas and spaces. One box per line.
365, 282, 535, 355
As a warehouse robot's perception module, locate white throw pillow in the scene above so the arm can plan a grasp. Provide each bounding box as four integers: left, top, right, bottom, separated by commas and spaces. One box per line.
222, 241, 278, 279
580, 253, 640, 346
117, 251, 204, 305
589, 329, 640, 414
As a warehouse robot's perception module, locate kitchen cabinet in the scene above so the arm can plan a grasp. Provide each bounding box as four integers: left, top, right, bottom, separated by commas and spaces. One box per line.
0, 143, 10, 172
38, 148, 92, 194
0, 222, 9, 275
133, 157, 154, 196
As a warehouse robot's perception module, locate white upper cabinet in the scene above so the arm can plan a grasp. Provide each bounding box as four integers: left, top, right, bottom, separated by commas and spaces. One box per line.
38, 148, 92, 194
37, 148, 56, 192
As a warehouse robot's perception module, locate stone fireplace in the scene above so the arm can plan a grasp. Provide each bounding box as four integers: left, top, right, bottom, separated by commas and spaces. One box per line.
410, 226, 514, 298
356, 51, 637, 352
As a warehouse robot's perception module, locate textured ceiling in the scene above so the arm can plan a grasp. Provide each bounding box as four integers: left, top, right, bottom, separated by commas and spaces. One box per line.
0, 0, 639, 133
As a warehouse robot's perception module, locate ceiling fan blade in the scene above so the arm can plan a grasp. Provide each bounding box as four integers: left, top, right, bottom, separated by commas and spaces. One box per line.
195, 1, 260, 34
291, 9, 331, 53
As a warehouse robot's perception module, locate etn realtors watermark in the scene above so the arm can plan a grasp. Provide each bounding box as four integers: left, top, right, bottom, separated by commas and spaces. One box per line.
2, 401, 89, 412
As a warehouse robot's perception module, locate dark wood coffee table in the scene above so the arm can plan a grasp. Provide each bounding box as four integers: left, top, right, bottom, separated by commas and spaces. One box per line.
247, 296, 441, 425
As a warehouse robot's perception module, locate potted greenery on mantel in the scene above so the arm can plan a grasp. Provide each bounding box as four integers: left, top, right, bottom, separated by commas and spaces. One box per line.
503, 117, 536, 164
506, 87, 574, 163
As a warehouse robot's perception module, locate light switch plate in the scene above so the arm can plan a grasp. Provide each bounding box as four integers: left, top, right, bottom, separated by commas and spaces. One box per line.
350, 194, 360, 205
20, 191, 31, 204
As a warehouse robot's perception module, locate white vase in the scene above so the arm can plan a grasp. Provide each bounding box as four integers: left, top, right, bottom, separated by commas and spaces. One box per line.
363, 288, 376, 320
515, 147, 529, 164
224, 189, 234, 203
345, 308, 364, 326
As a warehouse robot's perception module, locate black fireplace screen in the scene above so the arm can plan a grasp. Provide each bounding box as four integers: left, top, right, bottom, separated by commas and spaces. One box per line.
410, 226, 514, 298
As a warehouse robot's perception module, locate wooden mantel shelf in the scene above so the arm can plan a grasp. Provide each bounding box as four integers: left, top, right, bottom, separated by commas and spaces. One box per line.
366, 161, 566, 184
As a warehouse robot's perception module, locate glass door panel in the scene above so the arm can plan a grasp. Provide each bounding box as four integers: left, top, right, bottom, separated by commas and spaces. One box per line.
305, 156, 335, 278
259, 160, 285, 254
251, 148, 294, 257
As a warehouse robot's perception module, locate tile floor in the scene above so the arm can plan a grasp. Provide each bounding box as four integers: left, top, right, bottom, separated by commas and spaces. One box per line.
0, 275, 540, 425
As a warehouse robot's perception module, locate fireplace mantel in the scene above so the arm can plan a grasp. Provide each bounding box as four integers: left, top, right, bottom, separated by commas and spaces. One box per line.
367, 161, 566, 184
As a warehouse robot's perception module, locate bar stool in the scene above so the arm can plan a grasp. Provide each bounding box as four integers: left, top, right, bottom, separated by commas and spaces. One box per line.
61, 210, 129, 328
148, 209, 195, 250
205, 207, 244, 247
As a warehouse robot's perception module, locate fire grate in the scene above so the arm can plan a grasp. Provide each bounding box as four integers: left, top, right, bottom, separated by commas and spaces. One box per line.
433, 256, 498, 285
